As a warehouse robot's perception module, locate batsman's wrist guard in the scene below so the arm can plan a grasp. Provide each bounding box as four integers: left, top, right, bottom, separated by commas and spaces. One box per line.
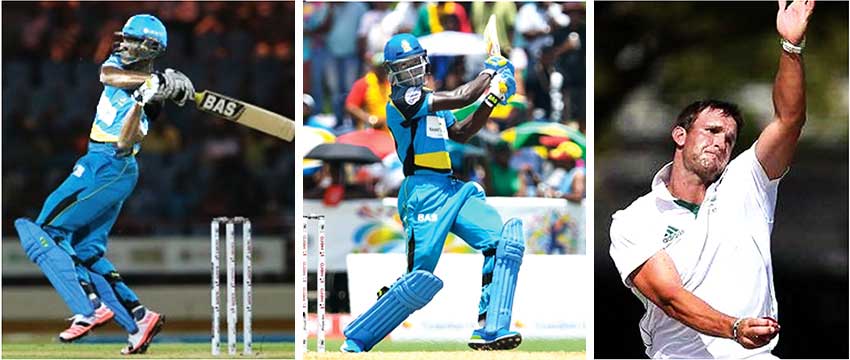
483, 92, 501, 107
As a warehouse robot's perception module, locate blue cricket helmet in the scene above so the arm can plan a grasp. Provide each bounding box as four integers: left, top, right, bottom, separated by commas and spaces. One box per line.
384, 33, 424, 62
384, 33, 429, 87
115, 14, 167, 64
122, 14, 168, 48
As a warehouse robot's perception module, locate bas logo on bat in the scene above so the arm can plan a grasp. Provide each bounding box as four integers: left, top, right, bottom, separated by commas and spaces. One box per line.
199, 93, 245, 120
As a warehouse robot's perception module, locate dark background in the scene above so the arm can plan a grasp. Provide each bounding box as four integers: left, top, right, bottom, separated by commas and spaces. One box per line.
595, 2, 848, 359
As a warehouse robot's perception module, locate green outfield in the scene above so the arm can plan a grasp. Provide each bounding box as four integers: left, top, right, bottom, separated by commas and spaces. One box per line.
304, 338, 585, 360
309, 338, 585, 352
1, 342, 294, 359
2, 338, 584, 359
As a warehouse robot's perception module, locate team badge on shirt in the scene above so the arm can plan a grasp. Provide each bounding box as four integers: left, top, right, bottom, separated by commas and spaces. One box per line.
404, 87, 422, 105
663, 225, 683, 243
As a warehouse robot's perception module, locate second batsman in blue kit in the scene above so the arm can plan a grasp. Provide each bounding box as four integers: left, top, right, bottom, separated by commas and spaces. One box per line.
341, 33, 526, 352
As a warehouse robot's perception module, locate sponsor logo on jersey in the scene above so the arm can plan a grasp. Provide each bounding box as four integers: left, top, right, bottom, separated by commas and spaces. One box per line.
417, 213, 438, 223
72, 164, 86, 178
425, 116, 448, 139
663, 225, 683, 243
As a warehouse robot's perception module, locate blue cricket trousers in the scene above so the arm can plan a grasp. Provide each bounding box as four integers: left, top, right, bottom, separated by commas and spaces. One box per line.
36, 142, 141, 309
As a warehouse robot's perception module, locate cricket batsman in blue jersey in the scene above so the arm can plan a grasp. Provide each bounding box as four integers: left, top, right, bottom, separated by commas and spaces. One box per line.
15, 14, 195, 355
342, 33, 525, 352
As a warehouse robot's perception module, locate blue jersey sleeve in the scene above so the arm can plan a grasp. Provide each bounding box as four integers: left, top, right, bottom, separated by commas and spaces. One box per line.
441, 109, 457, 128
102, 54, 124, 69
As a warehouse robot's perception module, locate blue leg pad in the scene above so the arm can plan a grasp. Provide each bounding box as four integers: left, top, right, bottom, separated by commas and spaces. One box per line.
484, 218, 524, 334
15, 218, 94, 317
343, 270, 443, 352
90, 271, 138, 334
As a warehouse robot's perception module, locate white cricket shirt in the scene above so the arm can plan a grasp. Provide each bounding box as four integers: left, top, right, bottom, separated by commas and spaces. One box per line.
610, 143, 782, 359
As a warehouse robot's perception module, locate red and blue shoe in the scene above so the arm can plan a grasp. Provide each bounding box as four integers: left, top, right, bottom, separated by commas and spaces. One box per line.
120, 310, 164, 355
58, 302, 115, 343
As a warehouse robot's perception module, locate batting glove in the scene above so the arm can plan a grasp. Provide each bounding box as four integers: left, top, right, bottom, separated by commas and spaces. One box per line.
484, 69, 516, 107
163, 68, 195, 107
132, 75, 162, 106
482, 56, 515, 78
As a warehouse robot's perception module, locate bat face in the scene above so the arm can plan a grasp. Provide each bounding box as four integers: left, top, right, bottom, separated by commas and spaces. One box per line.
196, 91, 246, 120
193, 90, 295, 141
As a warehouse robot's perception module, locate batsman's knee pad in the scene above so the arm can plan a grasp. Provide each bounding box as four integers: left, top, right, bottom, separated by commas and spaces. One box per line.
87, 258, 138, 334
15, 218, 94, 317
344, 270, 443, 352
485, 218, 524, 333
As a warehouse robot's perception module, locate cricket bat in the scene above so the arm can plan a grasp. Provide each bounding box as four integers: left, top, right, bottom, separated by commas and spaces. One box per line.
193, 90, 294, 142
483, 14, 501, 57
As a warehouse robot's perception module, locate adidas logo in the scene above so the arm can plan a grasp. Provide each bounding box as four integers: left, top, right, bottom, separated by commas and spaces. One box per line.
663, 226, 683, 243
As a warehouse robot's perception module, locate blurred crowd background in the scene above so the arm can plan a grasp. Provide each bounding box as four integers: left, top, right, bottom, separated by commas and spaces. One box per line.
594, 2, 848, 358
303, 1, 586, 204
2, 1, 296, 236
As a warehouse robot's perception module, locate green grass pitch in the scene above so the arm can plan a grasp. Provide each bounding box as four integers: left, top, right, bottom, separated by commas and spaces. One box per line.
308, 338, 585, 352
2, 338, 584, 359
1, 342, 293, 359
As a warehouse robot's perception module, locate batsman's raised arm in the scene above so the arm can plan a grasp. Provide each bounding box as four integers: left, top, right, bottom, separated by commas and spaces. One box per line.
444, 56, 516, 143
100, 66, 150, 89
116, 104, 144, 151
755, 0, 815, 179
430, 72, 491, 112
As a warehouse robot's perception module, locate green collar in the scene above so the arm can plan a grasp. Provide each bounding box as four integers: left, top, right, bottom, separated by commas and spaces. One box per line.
673, 199, 700, 217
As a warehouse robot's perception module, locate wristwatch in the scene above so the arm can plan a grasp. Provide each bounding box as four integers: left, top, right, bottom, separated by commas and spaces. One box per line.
781, 38, 805, 54
732, 318, 743, 342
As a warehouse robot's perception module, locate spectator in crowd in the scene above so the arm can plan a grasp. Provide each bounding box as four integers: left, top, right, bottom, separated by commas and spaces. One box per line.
345, 52, 391, 130
553, 2, 585, 125
304, 163, 376, 204
412, 2, 471, 89
412, 1, 471, 36
305, 2, 331, 116
486, 142, 525, 197
514, 2, 552, 60
543, 143, 585, 202
325, 2, 369, 128
358, 2, 393, 59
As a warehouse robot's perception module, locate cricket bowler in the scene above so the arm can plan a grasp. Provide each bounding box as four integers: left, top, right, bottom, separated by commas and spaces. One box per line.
15, 14, 195, 354
609, 1, 814, 358
341, 33, 523, 352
